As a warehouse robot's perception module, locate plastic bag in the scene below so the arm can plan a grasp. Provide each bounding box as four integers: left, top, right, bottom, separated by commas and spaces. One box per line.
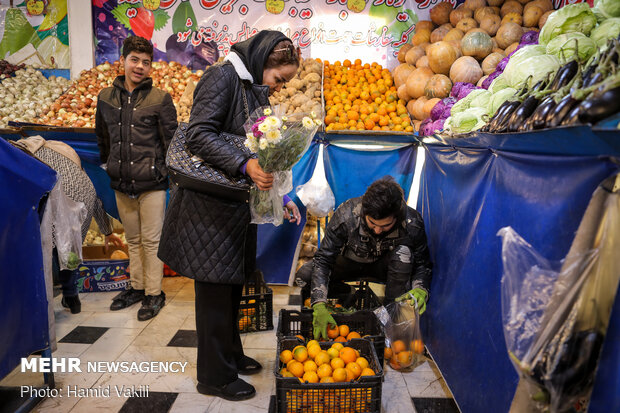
498, 174, 620, 413
375, 300, 425, 371
49, 181, 87, 270
296, 146, 335, 218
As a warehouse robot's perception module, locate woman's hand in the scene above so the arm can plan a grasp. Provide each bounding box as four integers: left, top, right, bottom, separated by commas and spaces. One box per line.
284, 200, 301, 225
246, 159, 273, 190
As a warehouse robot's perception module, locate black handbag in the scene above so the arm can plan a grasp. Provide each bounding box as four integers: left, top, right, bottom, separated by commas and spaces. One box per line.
166, 86, 254, 203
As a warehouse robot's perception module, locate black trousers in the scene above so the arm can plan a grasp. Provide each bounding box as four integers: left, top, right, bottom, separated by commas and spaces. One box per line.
194, 281, 245, 386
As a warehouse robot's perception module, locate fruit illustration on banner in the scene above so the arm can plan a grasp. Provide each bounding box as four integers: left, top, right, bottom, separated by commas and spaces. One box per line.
142, 0, 161, 11
0, 7, 41, 58
27, 0, 46, 16
347, 0, 367, 13
266, 0, 285, 14
129, 7, 155, 39
38, 0, 67, 32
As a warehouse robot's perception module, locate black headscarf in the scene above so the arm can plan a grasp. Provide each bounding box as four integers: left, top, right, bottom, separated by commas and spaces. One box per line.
230, 30, 290, 85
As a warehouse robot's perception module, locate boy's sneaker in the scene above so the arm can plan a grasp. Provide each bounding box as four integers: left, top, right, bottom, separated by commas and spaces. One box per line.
137, 292, 165, 321
110, 287, 145, 311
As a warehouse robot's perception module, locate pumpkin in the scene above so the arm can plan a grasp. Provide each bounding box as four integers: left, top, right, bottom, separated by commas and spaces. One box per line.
427, 41, 458, 75
539, 10, 553, 28
411, 96, 429, 120
474, 7, 497, 23
477, 75, 489, 87
419, 42, 432, 53
481, 52, 504, 74
491, 37, 499, 49
425, 74, 452, 99
448, 40, 464, 58
496, 22, 523, 49
523, 6, 542, 27
398, 44, 413, 63
516, 0, 529, 4
493, 47, 505, 54
407, 99, 417, 117
416, 20, 435, 33
405, 46, 426, 66
480, 14, 501, 36
449, 56, 483, 84
444, 28, 465, 42
456, 17, 478, 32
423, 98, 441, 119
490, 6, 501, 14
431, 25, 452, 43
450, 7, 473, 27
504, 42, 519, 56
461, 31, 493, 60
416, 55, 430, 69
500, 1, 523, 18
487, 0, 504, 6
464, 0, 487, 11
406, 68, 434, 99
412, 119, 422, 132
430, 2, 453, 25
467, 28, 488, 35
502, 12, 523, 26
525, 0, 552, 13
393, 63, 416, 88
411, 29, 431, 46
397, 84, 412, 102
110, 250, 129, 260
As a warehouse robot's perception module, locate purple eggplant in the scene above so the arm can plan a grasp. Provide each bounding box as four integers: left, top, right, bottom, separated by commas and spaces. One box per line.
550, 60, 578, 91
532, 97, 558, 129
545, 95, 580, 128
577, 87, 620, 125
484, 100, 515, 132
560, 105, 582, 126
507, 95, 540, 132
492, 101, 522, 132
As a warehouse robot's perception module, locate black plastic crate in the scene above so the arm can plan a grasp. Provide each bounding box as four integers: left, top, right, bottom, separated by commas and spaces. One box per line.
301, 281, 381, 311
277, 309, 385, 366
238, 270, 273, 333
274, 338, 383, 413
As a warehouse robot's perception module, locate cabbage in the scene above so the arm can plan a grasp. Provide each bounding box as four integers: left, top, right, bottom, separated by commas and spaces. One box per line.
539, 3, 598, 46
450, 89, 488, 116
450, 82, 480, 100
489, 88, 517, 116
546, 33, 597, 62
445, 107, 488, 134
590, 18, 620, 47
520, 31, 539, 46
503, 54, 560, 88
430, 97, 457, 121
468, 90, 493, 114
593, 0, 620, 21
489, 74, 510, 94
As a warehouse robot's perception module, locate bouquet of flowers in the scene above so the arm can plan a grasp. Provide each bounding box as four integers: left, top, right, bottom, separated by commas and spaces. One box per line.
244, 106, 321, 225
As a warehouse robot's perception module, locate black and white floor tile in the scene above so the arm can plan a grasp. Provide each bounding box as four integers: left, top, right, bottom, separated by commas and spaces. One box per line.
0, 277, 459, 412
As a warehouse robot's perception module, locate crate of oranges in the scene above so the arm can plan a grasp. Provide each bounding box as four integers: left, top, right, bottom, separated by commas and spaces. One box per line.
323, 59, 414, 134
277, 309, 385, 366
237, 270, 273, 333
275, 337, 382, 413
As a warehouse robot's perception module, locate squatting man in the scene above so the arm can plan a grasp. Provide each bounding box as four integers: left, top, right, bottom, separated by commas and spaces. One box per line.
295, 176, 433, 339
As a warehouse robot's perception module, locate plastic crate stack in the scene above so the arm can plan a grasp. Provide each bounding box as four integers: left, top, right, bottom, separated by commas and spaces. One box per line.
237, 270, 274, 333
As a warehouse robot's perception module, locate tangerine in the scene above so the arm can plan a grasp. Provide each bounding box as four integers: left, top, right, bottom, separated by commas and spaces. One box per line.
384, 347, 393, 360
339, 347, 357, 364
288, 360, 304, 377
302, 371, 319, 383
293, 346, 309, 363
314, 351, 331, 366
346, 331, 361, 340
356, 357, 369, 370
330, 357, 345, 370
279, 350, 293, 364
360, 367, 375, 376
304, 360, 318, 372
338, 325, 350, 338
327, 324, 339, 339
392, 340, 406, 354
345, 362, 362, 379
332, 367, 347, 382
317, 363, 333, 379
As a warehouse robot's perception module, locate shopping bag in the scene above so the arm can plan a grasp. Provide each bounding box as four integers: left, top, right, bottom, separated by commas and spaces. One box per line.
48, 181, 87, 270
296, 145, 335, 218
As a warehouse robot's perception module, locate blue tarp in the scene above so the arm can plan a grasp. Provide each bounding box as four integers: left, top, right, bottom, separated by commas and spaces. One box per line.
0, 139, 56, 379
419, 130, 620, 413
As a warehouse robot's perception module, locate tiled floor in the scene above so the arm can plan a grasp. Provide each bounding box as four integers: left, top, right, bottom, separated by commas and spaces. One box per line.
0, 277, 457, 413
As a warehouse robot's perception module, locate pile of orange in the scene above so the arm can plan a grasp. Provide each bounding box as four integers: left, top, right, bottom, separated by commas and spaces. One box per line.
238, 316, 252, 331
384, 339, 424, 370
323, 59, 413, 133
239, 299, 256, 317
279, 341, 376, 384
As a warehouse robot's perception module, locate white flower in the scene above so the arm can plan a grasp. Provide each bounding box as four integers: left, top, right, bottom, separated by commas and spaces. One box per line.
259, 138, 269, 150
263, 108, 272, 116
282, 125, 287, 130
302, 116, 314, 129
258, 121, 270, 133
265, 129, 282, 142
314, 119, 322, 126
310, 111, 317, 118
244, 138, 258, 153
282, 116, 288, 121
265, 116, 281, 129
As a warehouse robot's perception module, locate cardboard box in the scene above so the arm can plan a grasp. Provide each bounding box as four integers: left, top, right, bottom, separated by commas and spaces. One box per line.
77, 246, 130, 293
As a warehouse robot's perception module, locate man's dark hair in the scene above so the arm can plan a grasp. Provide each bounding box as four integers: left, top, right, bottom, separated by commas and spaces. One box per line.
362, 177, 405, 220
121, 36, 153, 59
265, 40, 300, 69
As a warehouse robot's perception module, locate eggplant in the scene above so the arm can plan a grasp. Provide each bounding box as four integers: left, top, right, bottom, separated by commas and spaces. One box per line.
532, 98, 558, 129
545, 95, 579, 128
577, 87, 620, 125
507, 96, 540, 132
551, 60, 579, 91
486, 100, 515, 132
491, 101, 521, 132
561, 105, 582, 126
583, 72, 603, 89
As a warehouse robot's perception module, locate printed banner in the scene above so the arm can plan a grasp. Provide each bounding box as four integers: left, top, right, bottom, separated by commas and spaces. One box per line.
93, 0, 451, 70
0, 0, 70, 68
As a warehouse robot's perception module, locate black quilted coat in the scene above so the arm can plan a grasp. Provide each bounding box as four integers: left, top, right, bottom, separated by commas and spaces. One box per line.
158, 61, 269, 284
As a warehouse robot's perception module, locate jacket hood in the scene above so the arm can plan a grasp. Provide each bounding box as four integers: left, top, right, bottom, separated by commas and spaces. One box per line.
113, 76, 153, 92
228, 30, 289, 85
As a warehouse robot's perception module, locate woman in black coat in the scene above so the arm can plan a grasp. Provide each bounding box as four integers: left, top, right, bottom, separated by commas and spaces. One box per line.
158, 31, 300, 401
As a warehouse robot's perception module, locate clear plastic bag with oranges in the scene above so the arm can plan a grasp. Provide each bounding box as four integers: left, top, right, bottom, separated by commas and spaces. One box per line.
375, 301, 425, 371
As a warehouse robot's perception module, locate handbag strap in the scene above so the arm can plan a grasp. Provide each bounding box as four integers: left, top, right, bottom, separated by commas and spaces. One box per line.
240, 84, 250, 121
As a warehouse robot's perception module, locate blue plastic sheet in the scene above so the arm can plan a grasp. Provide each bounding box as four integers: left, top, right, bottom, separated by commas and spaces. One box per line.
0, 139, 56, 380
324, 143, 418, 207
419, 140, 619, 413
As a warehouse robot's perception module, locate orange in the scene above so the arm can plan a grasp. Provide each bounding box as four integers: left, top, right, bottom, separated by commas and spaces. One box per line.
338, 325, 350, 338
327, 324, 340, 339
331, 343, 344, 351
397, 351, 413, 366
384, 347, 393, 361
293, 346, 308, 363
320, 376, 335, 383
346, 331, 361, 340
326, 347, 340, 359
332, 367, 347, 382
345, 362, 362, 379
335, 336, 347, 342
302, 371, 319, 383
392, 340, 406, 354
308, 344, 321, 359
280, 367, 295, 377
345, 367, 355, 382
238, 316, 251, 330
339, 347, 357, 364
360, 368, 375, 377
288, 360, 304, 377
303, 360, 318, 372
356, 357, 369, 370
314, 351, 331, 366
307, 339, 320, 349
279, 350, 293, 364
389, 358, 402, 370
317, 363, 333, 379
412, 339, 424, 354
330, 357, 345, 370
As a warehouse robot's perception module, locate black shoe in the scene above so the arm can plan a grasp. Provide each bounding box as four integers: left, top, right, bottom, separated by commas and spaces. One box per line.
196, 378, 256, 401
61, 295, 81, 314
137, 292, 165, 321
237, 356, 262, 375
110, 288, 145, 311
